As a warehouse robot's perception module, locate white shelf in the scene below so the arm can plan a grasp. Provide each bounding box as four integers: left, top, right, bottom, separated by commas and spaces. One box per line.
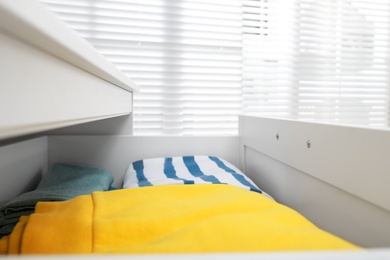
0, 0, 138, 140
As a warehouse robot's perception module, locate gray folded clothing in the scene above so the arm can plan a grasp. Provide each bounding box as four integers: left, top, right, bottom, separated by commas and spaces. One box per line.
0, 163, 114, 237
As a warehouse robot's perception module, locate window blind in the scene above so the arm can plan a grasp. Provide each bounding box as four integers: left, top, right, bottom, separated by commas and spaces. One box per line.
41, 0, 390, 133
40, 0, 243, 135
243, 0, 390, 127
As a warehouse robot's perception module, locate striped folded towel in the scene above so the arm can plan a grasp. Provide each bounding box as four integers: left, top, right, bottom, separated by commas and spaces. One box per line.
123, 155, 262, 194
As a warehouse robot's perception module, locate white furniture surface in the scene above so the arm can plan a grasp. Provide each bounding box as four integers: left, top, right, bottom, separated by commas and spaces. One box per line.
239, 115, 390, 248
239, 115, 390, 212
0, 137, 47, 206
0, 0, 137, 141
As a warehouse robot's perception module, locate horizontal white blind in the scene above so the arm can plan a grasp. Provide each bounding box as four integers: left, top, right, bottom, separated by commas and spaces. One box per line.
243, 0, 390, 127
40, 0, 243, 135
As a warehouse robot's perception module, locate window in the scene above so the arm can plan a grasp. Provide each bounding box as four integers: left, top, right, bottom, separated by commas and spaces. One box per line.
42, 0, 390, 134
41, 0, 243, 135
243, 0, 390, 127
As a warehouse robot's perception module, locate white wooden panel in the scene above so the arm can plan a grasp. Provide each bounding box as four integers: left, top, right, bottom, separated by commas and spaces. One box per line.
0, 31, 133, 140
48, 136, 239, 188
45, 115, 134, 135
239, 115, 390, 212
244, 147, 390, 248
0, 0, 138, 140
0, 137, 48, 206
0, 0, 138, 92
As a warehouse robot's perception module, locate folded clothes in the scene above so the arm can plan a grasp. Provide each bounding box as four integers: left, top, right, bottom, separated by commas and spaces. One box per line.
0, 163, 113, 238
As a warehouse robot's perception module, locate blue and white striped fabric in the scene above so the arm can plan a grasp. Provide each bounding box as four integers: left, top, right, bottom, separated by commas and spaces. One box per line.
123, 156, 263, 194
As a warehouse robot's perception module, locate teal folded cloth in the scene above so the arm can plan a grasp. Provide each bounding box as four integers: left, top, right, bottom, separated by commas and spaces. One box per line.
0, 163, 114, 238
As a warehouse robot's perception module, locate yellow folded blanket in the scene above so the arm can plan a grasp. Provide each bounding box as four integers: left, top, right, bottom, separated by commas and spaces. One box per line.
1, 184, 358, 254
